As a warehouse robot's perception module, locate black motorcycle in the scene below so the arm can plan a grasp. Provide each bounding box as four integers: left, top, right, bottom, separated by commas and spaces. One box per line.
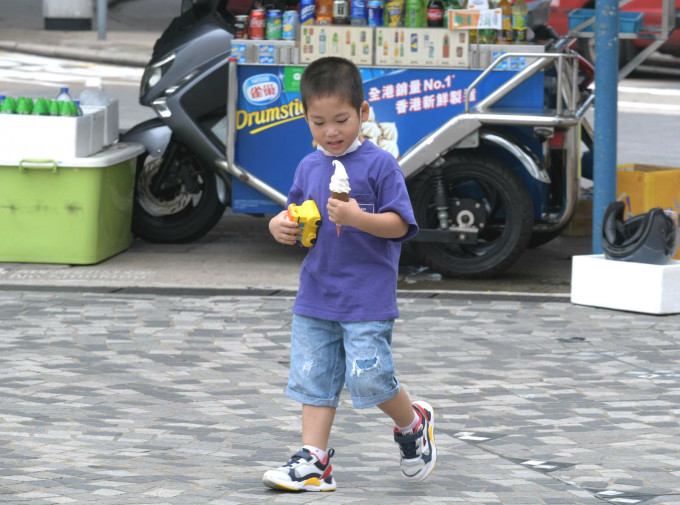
122, 0, 237, 243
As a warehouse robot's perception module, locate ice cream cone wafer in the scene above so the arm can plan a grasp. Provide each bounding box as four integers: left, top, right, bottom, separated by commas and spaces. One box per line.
330, 191, 350, 202
330, 192, 349, 236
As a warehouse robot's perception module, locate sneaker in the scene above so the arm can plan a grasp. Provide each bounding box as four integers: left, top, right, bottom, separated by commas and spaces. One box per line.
393, 401, 437, 481
262, 447, 336, 492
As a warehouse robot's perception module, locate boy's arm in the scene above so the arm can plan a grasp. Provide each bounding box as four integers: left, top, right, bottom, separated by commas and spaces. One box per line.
326, 198, 409, 239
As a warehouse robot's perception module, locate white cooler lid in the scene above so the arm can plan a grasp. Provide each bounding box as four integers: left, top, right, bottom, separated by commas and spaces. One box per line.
0, 142, 145, 168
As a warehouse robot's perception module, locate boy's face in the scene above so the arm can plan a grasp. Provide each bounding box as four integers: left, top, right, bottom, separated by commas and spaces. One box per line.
305, 95, 370, 156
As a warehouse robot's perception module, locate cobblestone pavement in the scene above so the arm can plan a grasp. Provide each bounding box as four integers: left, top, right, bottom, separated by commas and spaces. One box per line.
1, 290, 680, 505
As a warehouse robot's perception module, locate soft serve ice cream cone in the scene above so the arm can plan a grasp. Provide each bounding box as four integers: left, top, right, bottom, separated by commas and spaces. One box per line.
329, 160, 351, 237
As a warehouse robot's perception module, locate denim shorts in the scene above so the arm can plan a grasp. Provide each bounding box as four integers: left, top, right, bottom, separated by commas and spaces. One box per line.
286, 314, 401, 409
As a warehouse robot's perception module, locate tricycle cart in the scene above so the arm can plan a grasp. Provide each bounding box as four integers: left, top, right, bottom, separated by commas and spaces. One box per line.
217, 28, 593, 278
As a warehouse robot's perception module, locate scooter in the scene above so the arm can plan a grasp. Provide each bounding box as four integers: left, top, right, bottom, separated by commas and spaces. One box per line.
121, 0, 236, 243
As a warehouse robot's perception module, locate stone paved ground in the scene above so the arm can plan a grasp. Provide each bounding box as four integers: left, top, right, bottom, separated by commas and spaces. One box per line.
1, 290, 680, 504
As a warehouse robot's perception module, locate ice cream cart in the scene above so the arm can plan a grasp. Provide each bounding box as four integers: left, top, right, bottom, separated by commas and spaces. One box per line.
216, 18, 593, 279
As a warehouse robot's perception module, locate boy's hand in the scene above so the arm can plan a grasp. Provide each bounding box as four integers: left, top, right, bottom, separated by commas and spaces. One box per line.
327, 197, 361, 228
269, 210, 299, 245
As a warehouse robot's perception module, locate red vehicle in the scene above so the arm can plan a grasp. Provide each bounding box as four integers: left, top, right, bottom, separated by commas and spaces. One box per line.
549, 0, 680, 63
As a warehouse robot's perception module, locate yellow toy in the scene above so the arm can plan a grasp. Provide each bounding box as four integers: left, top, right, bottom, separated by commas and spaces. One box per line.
286, 200, 322, 247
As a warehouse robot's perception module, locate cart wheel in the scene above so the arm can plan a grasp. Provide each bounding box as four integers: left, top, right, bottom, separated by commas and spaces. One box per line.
411, 151, 534, 279
132, 139, 227, 243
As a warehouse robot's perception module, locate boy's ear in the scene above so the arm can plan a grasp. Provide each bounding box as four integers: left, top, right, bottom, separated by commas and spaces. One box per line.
360, 101, 369, 122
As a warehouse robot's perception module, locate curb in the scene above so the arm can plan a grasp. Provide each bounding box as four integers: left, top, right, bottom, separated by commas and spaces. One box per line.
0, 283, 571, 303
0, 40, 149, 67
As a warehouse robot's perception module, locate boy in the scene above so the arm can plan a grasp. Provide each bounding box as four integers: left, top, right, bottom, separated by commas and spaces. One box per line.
265, 57, 436, 492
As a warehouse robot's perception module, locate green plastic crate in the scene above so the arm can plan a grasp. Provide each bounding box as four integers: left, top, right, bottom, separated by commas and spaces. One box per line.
0, 143, 144, 265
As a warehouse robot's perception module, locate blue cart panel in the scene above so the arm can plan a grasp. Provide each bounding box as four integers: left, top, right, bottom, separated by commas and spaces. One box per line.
233, 64, 544, 214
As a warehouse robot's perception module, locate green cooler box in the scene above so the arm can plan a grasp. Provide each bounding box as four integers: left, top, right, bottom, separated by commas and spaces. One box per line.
0, 142, 144, 264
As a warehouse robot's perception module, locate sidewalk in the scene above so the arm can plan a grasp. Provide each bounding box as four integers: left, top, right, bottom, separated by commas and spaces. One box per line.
1, 289, 680, 505
0, 0, 171, 67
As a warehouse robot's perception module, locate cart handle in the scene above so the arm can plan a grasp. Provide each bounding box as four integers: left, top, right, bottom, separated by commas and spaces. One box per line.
19, 159, 58, 173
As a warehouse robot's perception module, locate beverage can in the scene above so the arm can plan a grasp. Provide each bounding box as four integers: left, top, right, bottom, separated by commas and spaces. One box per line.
300, 0, 316, 25
282, 10, 299, 40
367, 0, 383, 26
350, 0, 367, 25
234, 15, 248, 38
266, 9, 283, 40
248, 8, 266, 40
332, 0, 350, 24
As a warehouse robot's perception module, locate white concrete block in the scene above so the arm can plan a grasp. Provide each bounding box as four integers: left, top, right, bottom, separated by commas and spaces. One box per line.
571, 254, 680, 315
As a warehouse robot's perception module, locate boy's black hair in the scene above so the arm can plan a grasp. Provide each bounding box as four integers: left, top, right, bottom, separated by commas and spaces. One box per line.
300, 57, 364, 113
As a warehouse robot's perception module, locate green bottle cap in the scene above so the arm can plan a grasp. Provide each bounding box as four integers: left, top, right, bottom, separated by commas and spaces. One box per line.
33, 98, 50, 116
1, 96, 17, 114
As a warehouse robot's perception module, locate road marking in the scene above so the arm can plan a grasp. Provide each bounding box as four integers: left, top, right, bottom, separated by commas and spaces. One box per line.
618, 85, 680, 97
618, 101, 680, 114
0, 50, 142, 87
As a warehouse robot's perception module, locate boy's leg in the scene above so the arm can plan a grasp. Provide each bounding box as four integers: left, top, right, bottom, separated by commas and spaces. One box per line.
340, 319, 437, 482
379, 388, 437, 482
263, 315, 343, 492
262, 406, 337, 493
302, 405, 336, 450
377, 387, 416, 427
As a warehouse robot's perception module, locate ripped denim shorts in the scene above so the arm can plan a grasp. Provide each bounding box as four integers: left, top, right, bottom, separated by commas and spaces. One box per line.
286, 314, 401, 409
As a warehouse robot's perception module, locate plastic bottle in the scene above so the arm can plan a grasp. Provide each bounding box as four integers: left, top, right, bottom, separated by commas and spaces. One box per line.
317, 0, 333, 25
426, 0, 444, 27
0, 95, 5, 107
497, 0, 512, 43
464, 0, 480, 43
55, 87, 73, 102
16, 97, 33, 115
33, 98, 50, 116
49, 100, 60, 116
479, 0, 497, 43
443, 0, 463, 30
0, 96, 17, 114
350, 0, 367, 25
73, 99, 84, 116
405, 0, 423, 27
79, 87, 110, 106
512, 0, 528, 43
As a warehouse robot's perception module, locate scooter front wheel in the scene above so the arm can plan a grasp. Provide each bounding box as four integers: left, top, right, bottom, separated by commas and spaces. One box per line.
132, 140, 227, 243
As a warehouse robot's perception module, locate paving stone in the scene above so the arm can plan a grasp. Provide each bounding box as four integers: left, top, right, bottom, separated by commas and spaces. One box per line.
0, 291, 679, 503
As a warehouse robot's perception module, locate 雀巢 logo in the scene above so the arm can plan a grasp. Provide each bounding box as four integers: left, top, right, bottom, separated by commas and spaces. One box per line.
243, 74, 282, 106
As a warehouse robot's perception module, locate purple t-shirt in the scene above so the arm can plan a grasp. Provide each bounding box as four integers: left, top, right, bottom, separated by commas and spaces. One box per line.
286, 140, 418, 322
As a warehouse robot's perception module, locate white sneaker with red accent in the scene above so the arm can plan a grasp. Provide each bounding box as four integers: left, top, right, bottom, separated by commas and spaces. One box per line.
262, 447, 336, 492
393, 401, 437, 482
